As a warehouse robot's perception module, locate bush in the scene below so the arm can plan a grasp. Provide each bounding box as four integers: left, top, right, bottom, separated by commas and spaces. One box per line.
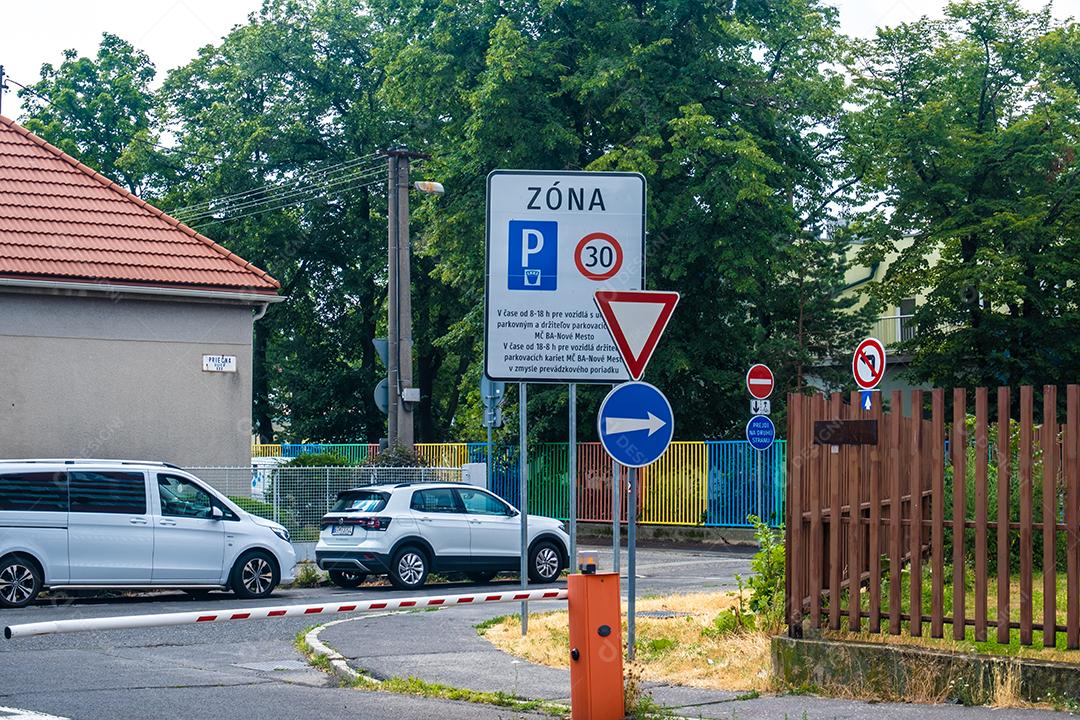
705, 608, 756, 638
746, 514, 786, 633
284, 451, 352, 467
363, 445, 428, 467
229, 495, 275, 519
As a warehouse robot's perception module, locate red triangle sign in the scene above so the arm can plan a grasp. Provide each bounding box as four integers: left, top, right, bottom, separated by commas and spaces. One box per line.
595, 290, 680, 380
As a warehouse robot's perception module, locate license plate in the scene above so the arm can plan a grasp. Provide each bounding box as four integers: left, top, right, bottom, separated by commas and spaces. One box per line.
331, 525, 354, 536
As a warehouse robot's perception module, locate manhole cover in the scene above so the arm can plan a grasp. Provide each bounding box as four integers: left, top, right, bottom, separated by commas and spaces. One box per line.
638, 610, 691, 619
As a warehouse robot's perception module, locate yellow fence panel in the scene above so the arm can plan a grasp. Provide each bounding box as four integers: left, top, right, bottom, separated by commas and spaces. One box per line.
252, 444, 283, 457
639, 441, 708, 526
415, 443, 469, 468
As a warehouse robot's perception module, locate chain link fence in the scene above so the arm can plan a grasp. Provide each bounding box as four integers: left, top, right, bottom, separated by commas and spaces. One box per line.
189, 465, 466, 542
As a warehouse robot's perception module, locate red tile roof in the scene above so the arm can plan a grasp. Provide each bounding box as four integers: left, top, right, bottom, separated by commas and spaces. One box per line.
0, 115, 280, 295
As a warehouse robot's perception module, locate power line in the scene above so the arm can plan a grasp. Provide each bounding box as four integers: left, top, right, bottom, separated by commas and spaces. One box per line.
185, 174, 387, 226
174, 164, 386, 223
171, 156, 383, 217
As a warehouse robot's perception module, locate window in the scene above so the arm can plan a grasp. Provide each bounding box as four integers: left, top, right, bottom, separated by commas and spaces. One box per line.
0, 472, 67, 512
157, 474, 214, 519
410, 488, 461, 513
458, 488, 511, 516
69, 471, 146, 514
332, 491, 389, 513
899, 298, 916, 341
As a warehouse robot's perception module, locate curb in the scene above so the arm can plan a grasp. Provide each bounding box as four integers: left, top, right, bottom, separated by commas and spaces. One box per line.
302, 613, 400, 684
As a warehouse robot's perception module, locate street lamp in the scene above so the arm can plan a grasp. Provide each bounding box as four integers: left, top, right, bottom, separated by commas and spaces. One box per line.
384, 148, 444, 450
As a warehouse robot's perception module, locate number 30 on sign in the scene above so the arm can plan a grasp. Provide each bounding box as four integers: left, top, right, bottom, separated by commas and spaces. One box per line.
574, 232, 623, 281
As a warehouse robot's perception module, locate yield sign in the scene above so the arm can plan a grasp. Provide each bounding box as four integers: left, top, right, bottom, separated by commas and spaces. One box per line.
594, 290, 680, 380
852, 337, 887, 390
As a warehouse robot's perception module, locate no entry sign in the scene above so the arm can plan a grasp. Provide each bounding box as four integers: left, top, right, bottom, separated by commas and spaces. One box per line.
852, 338, 887, 390
745, 364, 774, 400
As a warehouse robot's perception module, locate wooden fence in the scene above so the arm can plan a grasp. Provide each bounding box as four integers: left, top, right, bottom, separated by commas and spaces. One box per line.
785, 386, 1080, 648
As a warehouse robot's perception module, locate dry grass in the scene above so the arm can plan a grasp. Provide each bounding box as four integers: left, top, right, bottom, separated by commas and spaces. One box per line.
482, 591, 775, 691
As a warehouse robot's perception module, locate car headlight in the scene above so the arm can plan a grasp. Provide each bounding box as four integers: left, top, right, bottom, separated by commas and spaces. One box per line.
271, 527, 290, 542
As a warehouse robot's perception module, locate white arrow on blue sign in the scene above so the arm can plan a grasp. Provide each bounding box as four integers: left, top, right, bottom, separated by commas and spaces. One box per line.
597, 381, 674, 468
746, 415, 776, 451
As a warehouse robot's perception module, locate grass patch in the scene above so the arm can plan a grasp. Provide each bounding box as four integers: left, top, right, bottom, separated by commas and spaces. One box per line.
482, 591, 774, 691
474, 613, 514, 636
351, 674, 565, 716
295, 625, 332, 672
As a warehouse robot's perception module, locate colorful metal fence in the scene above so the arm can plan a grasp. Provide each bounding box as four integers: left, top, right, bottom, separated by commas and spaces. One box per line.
252, 443, 379, 463
251, 440, 786, 528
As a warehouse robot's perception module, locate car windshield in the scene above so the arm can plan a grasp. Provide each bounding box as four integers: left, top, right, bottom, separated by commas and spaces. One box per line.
331, 491, 388, 513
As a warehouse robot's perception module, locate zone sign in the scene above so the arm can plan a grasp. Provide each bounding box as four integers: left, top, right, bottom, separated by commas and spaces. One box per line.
484, 170, 645, 383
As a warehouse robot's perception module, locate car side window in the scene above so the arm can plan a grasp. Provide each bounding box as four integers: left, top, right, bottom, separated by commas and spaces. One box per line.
0, 471, 67, 512
157, 474, 214, 519
458, 488, 511, 516
69, 471, 146, 514
410, 488, 461, 513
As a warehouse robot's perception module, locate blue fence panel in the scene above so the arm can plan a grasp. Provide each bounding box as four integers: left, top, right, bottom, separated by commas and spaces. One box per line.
704, 440, 786, 528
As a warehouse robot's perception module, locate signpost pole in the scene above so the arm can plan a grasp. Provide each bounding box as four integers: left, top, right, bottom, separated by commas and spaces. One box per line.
612, 460, 620, 575
757, 448, 763, 521
486, 412, 493, 490
627, 466, 637, 661
519, 382, 529, 636
568, 383, 577, 563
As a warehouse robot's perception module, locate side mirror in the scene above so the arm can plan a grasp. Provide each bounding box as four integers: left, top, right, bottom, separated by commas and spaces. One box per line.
211, 506, 224, 520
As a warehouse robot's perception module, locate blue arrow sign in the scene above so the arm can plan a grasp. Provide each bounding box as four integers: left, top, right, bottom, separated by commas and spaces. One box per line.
860, 390, 875, 411
598, 381, 674, 468
745, 415, 776, 451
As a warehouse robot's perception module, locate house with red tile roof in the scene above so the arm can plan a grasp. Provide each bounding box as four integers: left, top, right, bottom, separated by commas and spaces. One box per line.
0, 114, 282, 467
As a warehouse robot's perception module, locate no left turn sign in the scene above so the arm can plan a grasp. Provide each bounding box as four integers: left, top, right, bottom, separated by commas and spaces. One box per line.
852, 337, 886, 390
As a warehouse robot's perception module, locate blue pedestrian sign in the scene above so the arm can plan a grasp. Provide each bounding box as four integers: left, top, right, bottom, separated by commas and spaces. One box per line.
745, 415, 776, 451
597, 381, 674, 468
860, 390, 876, 411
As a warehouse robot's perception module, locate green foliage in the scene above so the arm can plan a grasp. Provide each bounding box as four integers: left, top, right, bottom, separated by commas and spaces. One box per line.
848, 0, 1080, 390
292, 562, 323, 588
363, 445, 428, 468
705, 608, 757, 638
746, 515, 787, 632
283, 451, 352, 467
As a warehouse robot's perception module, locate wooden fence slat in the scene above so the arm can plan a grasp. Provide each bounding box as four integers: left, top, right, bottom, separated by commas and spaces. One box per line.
997, 387, 1011, 644
1020, 385, 1034, 646
809, 394, 823, 630
974, 388, 988, 642
788, 393, 803, 630
890, 390, 903, 635
870, 392, 883, 633
849, 391, 862, 632
1043, 385, 1058, 648
909, 390, 924, 637
932, 388, 946, 638
953, 388, 967, 641
1068, 385, 1079, 650
829, 393, 843, 631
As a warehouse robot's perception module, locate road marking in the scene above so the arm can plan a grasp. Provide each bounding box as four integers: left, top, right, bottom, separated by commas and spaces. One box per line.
0, 707, 69, 720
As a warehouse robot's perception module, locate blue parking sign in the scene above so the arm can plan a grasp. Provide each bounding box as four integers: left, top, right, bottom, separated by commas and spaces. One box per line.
508, 220, 557, 291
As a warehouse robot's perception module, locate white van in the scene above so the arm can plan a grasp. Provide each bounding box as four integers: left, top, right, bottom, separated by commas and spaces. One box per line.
0, 459, 296, 608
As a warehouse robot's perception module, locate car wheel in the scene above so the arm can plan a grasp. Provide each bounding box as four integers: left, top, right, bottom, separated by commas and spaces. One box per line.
329, 570, 368, 589
466, 571, 497, 585
0, 555, 42, 609
231, 551, 279, 599
389, 546, 429, 590
528, 541, 564, 583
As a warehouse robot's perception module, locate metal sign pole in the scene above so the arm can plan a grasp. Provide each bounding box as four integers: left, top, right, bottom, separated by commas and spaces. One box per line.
757, 448, 763, 521
519, 382, 529, 636
568, 383, 577, 563
486, 411, 493, 490
612, 460, 620, 575
627, 466, 637, 661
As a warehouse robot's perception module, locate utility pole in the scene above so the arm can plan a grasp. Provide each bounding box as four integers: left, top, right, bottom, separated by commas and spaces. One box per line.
383, 147, 431, 449
0, 66, 7, 116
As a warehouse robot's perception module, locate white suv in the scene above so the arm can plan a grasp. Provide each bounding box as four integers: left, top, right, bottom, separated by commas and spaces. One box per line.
315, 483, 569, 590
0, 459, 296, 608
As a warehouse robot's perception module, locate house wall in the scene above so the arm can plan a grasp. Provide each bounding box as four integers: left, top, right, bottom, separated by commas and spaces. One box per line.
0, 292, 254, 467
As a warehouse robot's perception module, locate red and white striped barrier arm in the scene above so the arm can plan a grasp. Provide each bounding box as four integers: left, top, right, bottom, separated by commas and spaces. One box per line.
4, 587, 568, 639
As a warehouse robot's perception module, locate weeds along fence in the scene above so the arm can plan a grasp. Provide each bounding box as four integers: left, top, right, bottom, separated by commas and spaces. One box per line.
191, 465, 464, 542
786, 386, 1080, 649
244, 440, 787, 530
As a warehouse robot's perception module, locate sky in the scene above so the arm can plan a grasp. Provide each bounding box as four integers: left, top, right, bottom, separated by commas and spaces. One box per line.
0, 0, 1074, 118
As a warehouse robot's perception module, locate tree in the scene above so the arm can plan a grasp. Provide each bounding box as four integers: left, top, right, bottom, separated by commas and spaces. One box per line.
18, 33, 163, 195
847, 0, 1080, 390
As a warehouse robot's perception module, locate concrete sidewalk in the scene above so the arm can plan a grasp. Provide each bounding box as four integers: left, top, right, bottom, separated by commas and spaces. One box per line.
315, 597, 1068, 719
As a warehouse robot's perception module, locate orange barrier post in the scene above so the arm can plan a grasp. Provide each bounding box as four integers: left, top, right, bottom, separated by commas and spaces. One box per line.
568, 567, 624, 720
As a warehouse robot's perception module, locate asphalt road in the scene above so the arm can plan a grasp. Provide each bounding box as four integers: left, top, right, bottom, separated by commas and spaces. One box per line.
0, 545, 745, 720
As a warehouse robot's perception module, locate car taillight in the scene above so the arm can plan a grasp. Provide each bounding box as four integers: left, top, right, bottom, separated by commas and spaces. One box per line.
357, 516, 392, 531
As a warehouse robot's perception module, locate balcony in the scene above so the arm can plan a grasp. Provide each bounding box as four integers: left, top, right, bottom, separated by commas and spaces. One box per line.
868, 314, 915, 347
